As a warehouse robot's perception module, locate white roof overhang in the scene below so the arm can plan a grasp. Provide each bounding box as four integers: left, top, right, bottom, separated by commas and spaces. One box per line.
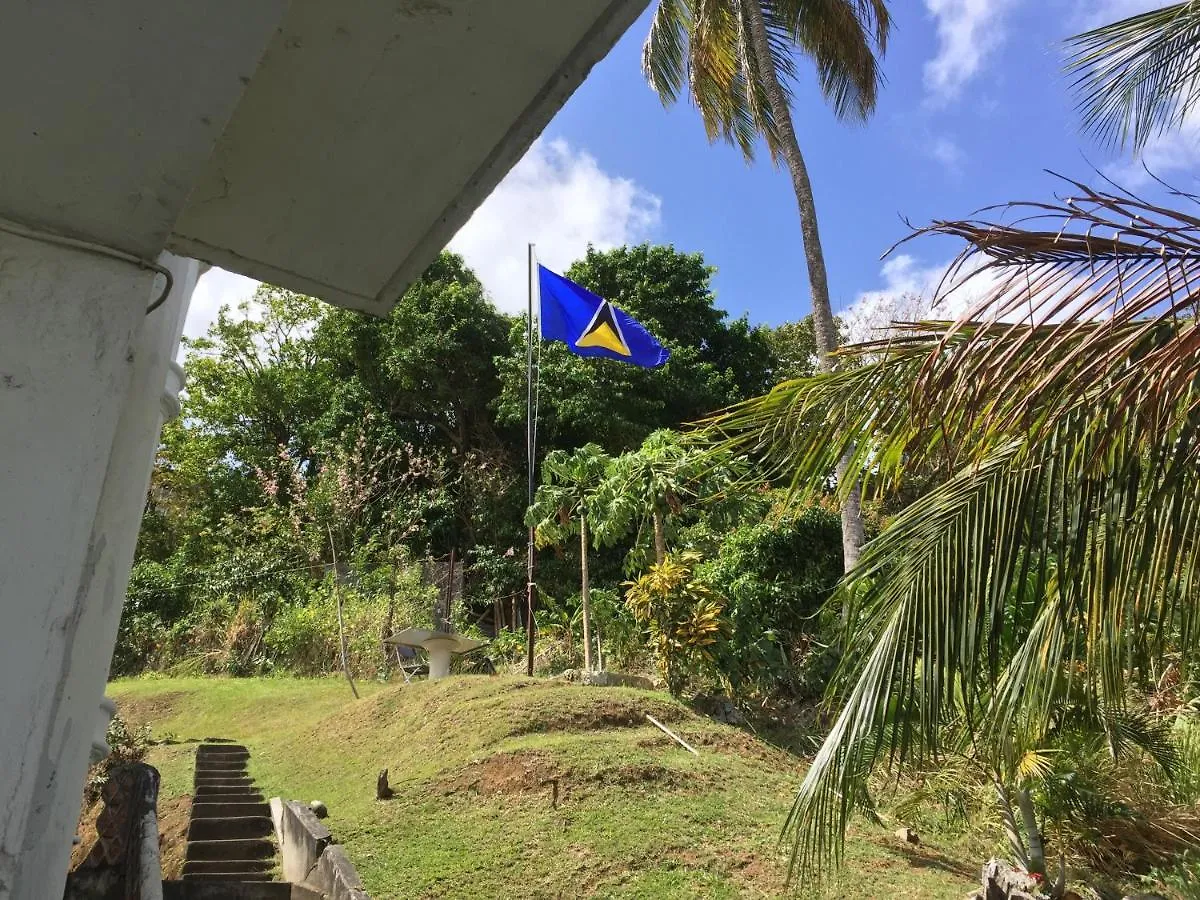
0, 0, 648, 314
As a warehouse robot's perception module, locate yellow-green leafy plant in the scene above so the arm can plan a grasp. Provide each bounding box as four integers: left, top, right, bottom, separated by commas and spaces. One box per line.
623, 551, 725, 696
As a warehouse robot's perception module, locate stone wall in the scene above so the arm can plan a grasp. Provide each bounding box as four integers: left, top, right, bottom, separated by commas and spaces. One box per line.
271, 799, 370, 900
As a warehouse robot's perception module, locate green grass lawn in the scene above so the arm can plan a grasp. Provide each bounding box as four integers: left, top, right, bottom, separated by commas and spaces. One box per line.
109, 675, 978, 899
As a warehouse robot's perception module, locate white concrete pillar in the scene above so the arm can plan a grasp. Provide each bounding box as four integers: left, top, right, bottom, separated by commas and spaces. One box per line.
0, 231, 198, 899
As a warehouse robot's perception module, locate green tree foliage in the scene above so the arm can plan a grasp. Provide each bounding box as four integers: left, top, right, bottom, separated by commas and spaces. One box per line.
121, 244, 847, 698
597, 429, 748, 571
183, 287, 333, 492
316, 253, 512, 457
765, 315, 849, 382
497, 244, 774, 453
697, 504, 843, 700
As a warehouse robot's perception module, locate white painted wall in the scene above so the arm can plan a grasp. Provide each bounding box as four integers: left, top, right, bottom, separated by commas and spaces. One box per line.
0, 234, 197, 898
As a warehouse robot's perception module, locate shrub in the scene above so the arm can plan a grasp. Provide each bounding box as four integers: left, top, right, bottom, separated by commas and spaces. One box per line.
624, 551, 724, 696
85, 714, 151, 805
697, 506, 842, 702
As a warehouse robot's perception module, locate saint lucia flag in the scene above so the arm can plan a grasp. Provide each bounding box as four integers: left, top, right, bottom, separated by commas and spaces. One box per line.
537, 265, 670, 367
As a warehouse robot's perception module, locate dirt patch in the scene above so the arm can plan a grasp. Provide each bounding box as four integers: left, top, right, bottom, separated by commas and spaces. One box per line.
510, 696, 685, 736
114, 691, 186, 728
70, 798, 101, 869
69, 791, 190, 879
439, 750, 684, 801
157, 794, 192, 879
684, 728, 799, 766
441, 750, 562, 797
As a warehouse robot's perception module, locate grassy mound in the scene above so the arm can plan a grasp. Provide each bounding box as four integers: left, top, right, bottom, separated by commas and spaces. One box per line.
110, 676, 977, 898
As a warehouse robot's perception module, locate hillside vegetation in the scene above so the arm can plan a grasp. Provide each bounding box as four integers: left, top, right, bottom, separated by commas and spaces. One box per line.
110, 676, 978, 898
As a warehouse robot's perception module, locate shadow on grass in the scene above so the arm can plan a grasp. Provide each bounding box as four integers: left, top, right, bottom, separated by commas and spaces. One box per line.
887, 840, 978, 880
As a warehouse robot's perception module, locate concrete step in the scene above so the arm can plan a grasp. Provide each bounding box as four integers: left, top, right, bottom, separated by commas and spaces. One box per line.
194, 790, 266, 803
192, 801, 271, 819
183, 873, 275, 882
194, 772, 254, 783
164, 881, 301, 899
188, 816, 274, 841
195, 759, 249, 772
185, 838, 276, 862
196, 743, 249, 755
194, 778, 255, 790
182, 859, 274, 876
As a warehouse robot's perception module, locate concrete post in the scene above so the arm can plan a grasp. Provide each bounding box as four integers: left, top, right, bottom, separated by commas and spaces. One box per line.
0, 232, 198, 899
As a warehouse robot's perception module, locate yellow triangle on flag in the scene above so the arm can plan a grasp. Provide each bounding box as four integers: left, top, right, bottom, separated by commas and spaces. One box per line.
576, 302, 631, 356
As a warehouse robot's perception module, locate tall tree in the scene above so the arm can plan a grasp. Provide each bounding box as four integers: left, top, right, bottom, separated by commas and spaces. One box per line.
641, 0, 889, 571
526, 443, 613, 671
598, 429, 746, 571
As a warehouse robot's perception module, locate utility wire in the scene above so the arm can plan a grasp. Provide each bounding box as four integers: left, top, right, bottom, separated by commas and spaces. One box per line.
0, 215, 174, 314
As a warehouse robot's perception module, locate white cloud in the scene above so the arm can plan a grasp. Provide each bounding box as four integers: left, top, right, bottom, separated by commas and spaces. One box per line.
929, 135, 965, 172
1105, 111, 1200, 189
841, 254, 967, 342
450, 138, 662, 312
844, 246, 1113, 344
182, 267, 260, 343
923, 0, 1021, 105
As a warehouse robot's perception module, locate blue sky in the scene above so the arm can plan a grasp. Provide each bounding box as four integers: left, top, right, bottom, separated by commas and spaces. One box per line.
187, 0, 1196, 339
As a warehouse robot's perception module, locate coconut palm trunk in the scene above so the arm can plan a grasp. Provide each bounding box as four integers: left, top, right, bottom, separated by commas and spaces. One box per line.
580, 512, 593, 672
741, 0, 866, 571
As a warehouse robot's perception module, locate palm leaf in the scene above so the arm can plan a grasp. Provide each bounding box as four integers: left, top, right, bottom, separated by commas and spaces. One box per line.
1066, 2, 1200, 151
705, 176, 1200, 880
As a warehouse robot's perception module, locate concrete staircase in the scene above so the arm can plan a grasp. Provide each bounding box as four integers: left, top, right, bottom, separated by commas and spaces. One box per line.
162, 743, 322, 899
184, 743, 275, 882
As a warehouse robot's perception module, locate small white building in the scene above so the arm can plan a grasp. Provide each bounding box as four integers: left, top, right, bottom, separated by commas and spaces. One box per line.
0, 3, 647, 895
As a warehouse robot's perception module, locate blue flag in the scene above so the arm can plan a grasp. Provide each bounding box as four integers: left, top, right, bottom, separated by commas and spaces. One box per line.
537, 265, 670, 368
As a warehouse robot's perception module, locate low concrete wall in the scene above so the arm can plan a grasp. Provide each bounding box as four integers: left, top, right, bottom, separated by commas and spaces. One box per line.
273, 799, 369, 900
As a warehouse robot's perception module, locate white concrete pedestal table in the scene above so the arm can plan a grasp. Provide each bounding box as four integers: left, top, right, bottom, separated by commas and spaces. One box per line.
384, 628, 486, 680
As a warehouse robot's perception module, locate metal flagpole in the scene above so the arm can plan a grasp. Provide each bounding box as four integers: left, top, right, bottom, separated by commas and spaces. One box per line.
525, 244, 538, 676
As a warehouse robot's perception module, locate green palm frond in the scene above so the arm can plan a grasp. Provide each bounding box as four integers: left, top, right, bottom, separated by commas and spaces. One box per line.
641, 0, 889, 161
1066, 2, 1200, 151
705, 177, 1200, 881
526, 443, 611, 548
643, 0, 691, 104
777, 0, 889, 121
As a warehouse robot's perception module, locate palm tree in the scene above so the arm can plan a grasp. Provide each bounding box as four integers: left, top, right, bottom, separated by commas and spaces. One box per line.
708, 175, 1200, 878
526, 443, 612, 672
1066, 1, 1200, 151
641, 0, 889, 571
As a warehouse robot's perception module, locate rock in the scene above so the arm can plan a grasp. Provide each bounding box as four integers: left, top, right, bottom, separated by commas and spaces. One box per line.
894, 826, 920, 845
376, 769, 394, 800
692, 693, 747, 725
581, 670, 655, 690
309, 799, 328, 819
980, 858, 1046, 900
